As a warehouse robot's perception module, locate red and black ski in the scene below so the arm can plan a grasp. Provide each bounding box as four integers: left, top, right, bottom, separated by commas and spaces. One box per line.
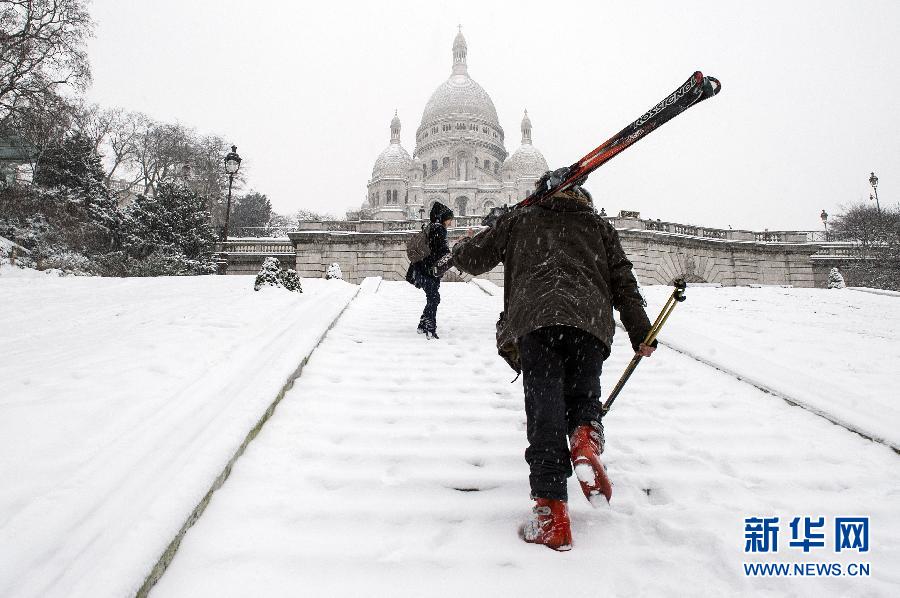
483, 71, 721, 225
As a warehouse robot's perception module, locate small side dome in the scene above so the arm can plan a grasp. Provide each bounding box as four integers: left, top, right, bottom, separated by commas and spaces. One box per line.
502, 109, 549, 178
371, 111, 412, 180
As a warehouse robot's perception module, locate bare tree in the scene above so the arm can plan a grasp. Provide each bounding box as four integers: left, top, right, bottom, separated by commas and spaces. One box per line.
2, 89, 75, 168
0, 0, 94, 128
188, 133, 237, 224
830, 202, 900, 290
296, 208, 338, 221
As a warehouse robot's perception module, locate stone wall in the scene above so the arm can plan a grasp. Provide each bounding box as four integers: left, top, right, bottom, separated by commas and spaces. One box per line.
282, 227, 822, 287
622, 231, 818, 287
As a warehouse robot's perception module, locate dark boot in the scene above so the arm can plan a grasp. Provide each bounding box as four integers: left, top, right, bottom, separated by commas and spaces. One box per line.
521, 498, 572, 551
570, 422, 612, 506
422, 316, 438, 339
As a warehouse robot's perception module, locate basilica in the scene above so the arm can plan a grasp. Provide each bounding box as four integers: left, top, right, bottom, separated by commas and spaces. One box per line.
363, 29, 550, 220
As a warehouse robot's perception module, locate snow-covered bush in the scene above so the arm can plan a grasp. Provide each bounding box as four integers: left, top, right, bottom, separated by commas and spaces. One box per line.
325, 262, 343, 280
827, 267, 846, 289
38, 248, 93, 275
254, 257, 302, 292
254, 257, 280, 290
121, 182, 217, 274
278, 268, 303, 292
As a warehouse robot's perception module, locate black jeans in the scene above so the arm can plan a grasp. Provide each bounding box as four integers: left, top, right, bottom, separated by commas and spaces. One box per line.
420, 274, 441, 332
519, 325, 609, 501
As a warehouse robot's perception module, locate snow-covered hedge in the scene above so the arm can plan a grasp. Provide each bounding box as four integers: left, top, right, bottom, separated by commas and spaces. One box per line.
827, 267, 846, 289
254, 257, 302, 292
325, 262, 343, 280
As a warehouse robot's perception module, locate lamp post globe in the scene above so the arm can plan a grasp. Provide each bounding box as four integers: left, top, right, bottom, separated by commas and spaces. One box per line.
225, 145, 242, 175
218, 145, 242, 275
868, 171, 881, 218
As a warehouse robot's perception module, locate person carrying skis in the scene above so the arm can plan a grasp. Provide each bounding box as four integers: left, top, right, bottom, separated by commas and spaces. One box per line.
406, 201, 455, 339
451, 178, 655, 551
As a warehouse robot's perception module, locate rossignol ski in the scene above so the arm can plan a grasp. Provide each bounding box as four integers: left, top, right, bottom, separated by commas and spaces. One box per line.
483, 71, 721, 226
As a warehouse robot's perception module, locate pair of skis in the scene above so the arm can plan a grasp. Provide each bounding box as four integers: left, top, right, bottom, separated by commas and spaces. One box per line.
482, 70, 721, 226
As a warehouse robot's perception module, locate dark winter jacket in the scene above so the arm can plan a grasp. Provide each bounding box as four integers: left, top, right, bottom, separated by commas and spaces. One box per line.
452, 189, 652, 371
406, 202, 454, 287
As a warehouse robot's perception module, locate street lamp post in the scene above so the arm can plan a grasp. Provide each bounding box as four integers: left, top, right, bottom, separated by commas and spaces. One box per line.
218, 145, 242, 275
869, 172, 881, 218
820, 209, 828, 241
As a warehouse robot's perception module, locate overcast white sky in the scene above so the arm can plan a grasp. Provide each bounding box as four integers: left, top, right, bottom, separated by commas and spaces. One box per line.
84, 0, 899, 230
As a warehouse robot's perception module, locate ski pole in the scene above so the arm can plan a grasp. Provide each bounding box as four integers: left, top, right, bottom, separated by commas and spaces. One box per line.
601, 279, 687, 415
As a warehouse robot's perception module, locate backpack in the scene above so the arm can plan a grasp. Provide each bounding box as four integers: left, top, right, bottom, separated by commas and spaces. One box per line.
406, 223, 431, 263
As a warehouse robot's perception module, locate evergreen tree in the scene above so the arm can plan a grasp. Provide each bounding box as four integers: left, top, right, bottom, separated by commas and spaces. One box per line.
16, 131, 121, 256
231, 191, 272, 233
827, 267, 846, 289
254, 256, 302, 292
254, 257, 281, 290
325, 262, 343, 280
34, 132, 106, 195
122, 182, 216, 271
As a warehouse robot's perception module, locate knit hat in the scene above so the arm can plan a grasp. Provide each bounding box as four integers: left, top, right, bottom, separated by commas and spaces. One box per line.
429, 201, 455, 223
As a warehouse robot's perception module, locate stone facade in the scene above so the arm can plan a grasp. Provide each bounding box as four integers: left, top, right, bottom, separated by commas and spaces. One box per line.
362, 30, 549, 221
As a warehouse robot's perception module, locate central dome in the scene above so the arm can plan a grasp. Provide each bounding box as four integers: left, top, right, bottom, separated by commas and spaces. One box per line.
421, 74, 500, 126
419, 30, 500, 128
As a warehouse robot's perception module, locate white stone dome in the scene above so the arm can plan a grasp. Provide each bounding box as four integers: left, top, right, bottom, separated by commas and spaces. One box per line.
421, 75, 500, 126
371, 111, 412, 180
419, 30, 500, 128
503, 144, 549, 177
502, 110, 549, 177
372, 143, 412, 179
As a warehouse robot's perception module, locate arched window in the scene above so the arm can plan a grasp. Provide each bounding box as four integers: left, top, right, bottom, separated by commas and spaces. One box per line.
483, 199, 496, 214
455, 196, 468, 217
375, 191, 380, 206
484, 159, 490, 170
392, 190, 399, 204
422, 163, 426, 176
431, 160, 437, 172
442, 157, 449, 168
494, 162, 499, 174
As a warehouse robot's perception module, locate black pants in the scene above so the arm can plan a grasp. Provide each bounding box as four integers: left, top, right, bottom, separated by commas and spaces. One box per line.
519, 325, 609, 501
420, 274, 441, 332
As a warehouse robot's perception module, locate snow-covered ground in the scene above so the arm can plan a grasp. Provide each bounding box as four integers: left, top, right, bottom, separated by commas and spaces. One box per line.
640, 285, 900, 449
152, 282, 898, 598
0, 275, 357, 598
1, 278, 897, 597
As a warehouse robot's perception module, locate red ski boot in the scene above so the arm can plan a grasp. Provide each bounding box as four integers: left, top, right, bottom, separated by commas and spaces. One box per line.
570, 423, 613, 506
521, 498, 572, 551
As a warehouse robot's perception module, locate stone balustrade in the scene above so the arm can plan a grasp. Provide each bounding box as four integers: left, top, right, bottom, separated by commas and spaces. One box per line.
220, 217, 867, 287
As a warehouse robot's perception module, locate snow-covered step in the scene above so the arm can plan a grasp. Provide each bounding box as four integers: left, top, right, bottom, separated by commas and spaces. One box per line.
153, 282, 899, 598
0, 276, 359, 598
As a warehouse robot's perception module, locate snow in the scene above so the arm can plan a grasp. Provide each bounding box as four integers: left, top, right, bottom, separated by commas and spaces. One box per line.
0, 262, 57, 278
1, 278, 898, 597
150, 282, 898, 598
0, 275, 357, 598
640, 285, 900, 449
